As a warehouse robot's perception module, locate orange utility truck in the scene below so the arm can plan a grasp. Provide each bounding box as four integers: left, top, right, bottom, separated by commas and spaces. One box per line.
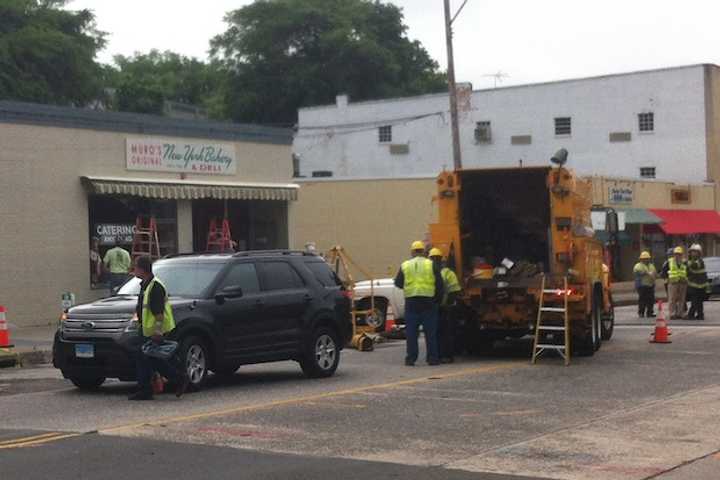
430, 150, 616, 358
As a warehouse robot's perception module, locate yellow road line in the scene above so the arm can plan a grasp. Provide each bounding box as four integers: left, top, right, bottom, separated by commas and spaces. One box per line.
0, 432, 79, 450
0, 432, 64, 446
102, 362, 522, 434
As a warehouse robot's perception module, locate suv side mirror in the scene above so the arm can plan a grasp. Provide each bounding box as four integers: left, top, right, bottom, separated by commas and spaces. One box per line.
215, 285, 243, 305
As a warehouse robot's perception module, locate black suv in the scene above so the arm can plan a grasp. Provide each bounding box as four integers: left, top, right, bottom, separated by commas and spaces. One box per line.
53, 251, 352, 390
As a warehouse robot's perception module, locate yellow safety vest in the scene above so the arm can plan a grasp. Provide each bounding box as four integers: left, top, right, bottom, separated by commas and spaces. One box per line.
142, 277, 176, 337
441, 267, 461, 305
668, 258, 687, 284
633, 262, 657, 288
687, 259, 708, 289
401, 257, 436, 298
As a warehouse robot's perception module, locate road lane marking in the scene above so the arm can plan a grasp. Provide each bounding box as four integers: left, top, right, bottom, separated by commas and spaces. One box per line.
0, 432, 79, 449
101, 362, 523, 434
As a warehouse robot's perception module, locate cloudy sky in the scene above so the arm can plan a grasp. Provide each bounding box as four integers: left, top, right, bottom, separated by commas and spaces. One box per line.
69, 0, 719, 89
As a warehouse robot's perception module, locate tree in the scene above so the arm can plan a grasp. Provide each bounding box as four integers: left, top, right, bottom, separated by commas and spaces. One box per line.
211, 0, 446, 124
0, 0, 106, 105
109, 50, 226, 117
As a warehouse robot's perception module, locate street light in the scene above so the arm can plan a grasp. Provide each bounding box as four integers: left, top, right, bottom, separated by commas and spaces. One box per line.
444, 0, 469, 171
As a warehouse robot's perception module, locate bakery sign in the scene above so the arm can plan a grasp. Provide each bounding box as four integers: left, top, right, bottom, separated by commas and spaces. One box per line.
608, 186, 633, 204
126, 138, 237, 175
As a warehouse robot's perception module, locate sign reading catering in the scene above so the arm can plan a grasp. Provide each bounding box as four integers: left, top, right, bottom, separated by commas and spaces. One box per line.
126, 138, 237, 175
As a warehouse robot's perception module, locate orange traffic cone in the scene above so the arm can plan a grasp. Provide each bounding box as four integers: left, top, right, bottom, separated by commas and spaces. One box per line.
650, 301, 671, 344
384, 305, 396, 334
0, 306, 12, 348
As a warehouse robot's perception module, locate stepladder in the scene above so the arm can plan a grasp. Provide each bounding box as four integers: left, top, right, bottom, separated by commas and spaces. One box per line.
131, 215, 161, 260
206, 218, 233, 252
532, 275, 571, 366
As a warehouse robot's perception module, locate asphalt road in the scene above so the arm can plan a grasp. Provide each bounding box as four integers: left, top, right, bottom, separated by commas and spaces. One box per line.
2, 305, 720, 480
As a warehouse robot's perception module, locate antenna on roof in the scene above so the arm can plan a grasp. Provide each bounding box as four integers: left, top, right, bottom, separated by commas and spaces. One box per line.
482, 71, 509, 88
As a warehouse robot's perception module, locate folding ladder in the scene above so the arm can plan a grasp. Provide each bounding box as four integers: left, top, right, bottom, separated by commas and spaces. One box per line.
206, 218, 233, 252
531, 275, 571, 366
131, 215, 161, 260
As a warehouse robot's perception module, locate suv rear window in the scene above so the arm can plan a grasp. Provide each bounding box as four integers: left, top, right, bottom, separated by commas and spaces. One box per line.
258, 262, 305, 290
306, 261, 342, 287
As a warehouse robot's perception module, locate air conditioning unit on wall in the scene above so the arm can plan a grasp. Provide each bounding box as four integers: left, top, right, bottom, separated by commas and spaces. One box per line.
474, 122, 492, 144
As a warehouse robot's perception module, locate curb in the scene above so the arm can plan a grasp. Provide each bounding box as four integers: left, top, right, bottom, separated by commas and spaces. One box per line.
0, 349, 52, 369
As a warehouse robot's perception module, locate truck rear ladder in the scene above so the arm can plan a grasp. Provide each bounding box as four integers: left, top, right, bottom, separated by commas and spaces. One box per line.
532, 275, 570, 366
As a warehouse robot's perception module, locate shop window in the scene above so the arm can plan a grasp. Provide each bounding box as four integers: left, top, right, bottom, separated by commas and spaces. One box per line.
88, 196, 177, 289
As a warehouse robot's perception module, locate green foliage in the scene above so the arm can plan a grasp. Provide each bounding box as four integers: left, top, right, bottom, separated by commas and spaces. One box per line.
107, 50, 226, 117
211, 0, 446, 124
0, 0, 106, 105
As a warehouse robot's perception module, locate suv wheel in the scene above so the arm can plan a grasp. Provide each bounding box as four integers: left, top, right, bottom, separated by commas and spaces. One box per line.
179, 336, 210, 389
69, 376, 105, 390
300, 326, 340, 378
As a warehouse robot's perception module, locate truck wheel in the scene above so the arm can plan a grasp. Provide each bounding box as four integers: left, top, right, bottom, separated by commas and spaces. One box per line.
69, 376, 105, 390
358, 298, 387, 332
601, 305, 615, 341
179, 336, 210, 390
592, 294, 602, 352
300, 326, 340, 378
573, 304, 599, 357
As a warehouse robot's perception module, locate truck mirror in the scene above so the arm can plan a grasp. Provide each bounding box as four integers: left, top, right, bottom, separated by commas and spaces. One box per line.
606, 210, 619, 234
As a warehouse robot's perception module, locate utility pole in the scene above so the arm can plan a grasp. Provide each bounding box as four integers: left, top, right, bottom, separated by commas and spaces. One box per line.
444, 0, 466, 171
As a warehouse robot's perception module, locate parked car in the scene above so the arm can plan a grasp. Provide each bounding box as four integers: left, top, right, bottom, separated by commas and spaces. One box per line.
704, 256, 720, 295
353, 278, 405, 330
53, 251, 352, 390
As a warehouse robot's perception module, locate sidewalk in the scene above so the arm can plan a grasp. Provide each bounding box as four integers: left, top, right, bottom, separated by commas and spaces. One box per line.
0, 323, 56, 368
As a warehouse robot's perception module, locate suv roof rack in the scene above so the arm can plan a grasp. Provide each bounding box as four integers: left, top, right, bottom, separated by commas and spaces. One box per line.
233, 250, 318, 258
161, 252, 234, 260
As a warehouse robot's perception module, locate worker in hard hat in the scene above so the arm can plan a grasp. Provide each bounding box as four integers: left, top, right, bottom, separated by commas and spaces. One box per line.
686, 244, 709, 320
659, 247, 675, 298
429, 248, 462, 363
394, 241, 444, 366
667, 246, 688, 319
633, 251, 657, 318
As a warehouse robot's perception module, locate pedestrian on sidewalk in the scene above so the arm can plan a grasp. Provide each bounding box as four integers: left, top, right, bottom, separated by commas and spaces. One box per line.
687, 244, 709, 320
667, 246, 688, 320
129, 255, 188, 401
429, 248, 462, 363
633, 251, 657, 318
394, 241, 443, 366
103, 243, 131, 295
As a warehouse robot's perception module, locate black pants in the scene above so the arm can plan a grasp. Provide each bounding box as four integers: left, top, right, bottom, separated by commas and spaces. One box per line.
637, 286, 655, 317
130, 336, 181, 393
438, 305, 457, 360
687, 287, 706, 319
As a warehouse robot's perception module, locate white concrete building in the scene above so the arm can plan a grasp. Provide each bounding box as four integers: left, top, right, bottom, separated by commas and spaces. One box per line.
295, 64, 720, 184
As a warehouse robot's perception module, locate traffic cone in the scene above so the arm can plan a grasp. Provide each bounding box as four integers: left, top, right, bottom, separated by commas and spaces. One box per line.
384, 305, 396, 334
0, 306, 12, 348
650, 301, 671, 344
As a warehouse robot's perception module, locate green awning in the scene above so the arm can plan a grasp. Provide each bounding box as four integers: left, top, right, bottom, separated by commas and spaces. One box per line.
614, 208, 662, 224
594, 231, 632, 245
81, 176, 298, 201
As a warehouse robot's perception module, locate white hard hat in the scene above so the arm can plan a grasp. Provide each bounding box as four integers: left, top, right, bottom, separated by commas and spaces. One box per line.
689, 243, 702, 253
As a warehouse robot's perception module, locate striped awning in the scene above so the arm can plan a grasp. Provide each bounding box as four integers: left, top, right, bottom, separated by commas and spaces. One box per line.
81, 176, 298, 201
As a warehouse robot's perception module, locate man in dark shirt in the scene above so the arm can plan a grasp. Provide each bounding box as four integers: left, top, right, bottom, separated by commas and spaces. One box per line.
129, 256, 188, 401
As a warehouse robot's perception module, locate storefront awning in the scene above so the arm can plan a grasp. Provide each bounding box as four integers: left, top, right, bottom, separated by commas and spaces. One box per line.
614, 208, 662, 225
649, 209, 720, 235
81, 176, 299, 201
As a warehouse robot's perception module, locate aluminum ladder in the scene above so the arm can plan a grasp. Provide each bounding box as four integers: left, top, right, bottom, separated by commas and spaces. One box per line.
531, 275, 571, 366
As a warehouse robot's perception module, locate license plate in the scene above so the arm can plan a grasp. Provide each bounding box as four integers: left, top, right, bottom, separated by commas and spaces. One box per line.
75, 344, 94, 359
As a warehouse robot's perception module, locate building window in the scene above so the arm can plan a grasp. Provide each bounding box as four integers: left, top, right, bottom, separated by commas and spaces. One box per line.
640, 167, 656, 179
554, 117, 571, 136
474, 121, 492, 143
671, 189, 691, 204
511, 135, 532, 145
639, 112, 654, 132
378, 125, 392, 143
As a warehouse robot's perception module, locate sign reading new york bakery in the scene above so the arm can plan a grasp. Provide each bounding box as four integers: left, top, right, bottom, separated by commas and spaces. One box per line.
126, 138, 237, 175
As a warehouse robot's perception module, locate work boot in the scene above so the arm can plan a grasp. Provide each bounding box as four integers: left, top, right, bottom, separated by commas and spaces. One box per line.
404, 359, 415, 366
428, 360, 440, 366
176, 374, 190, 398
647, 312, 656, 318
128, 390, 153, 401
440, 357, 454, 364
